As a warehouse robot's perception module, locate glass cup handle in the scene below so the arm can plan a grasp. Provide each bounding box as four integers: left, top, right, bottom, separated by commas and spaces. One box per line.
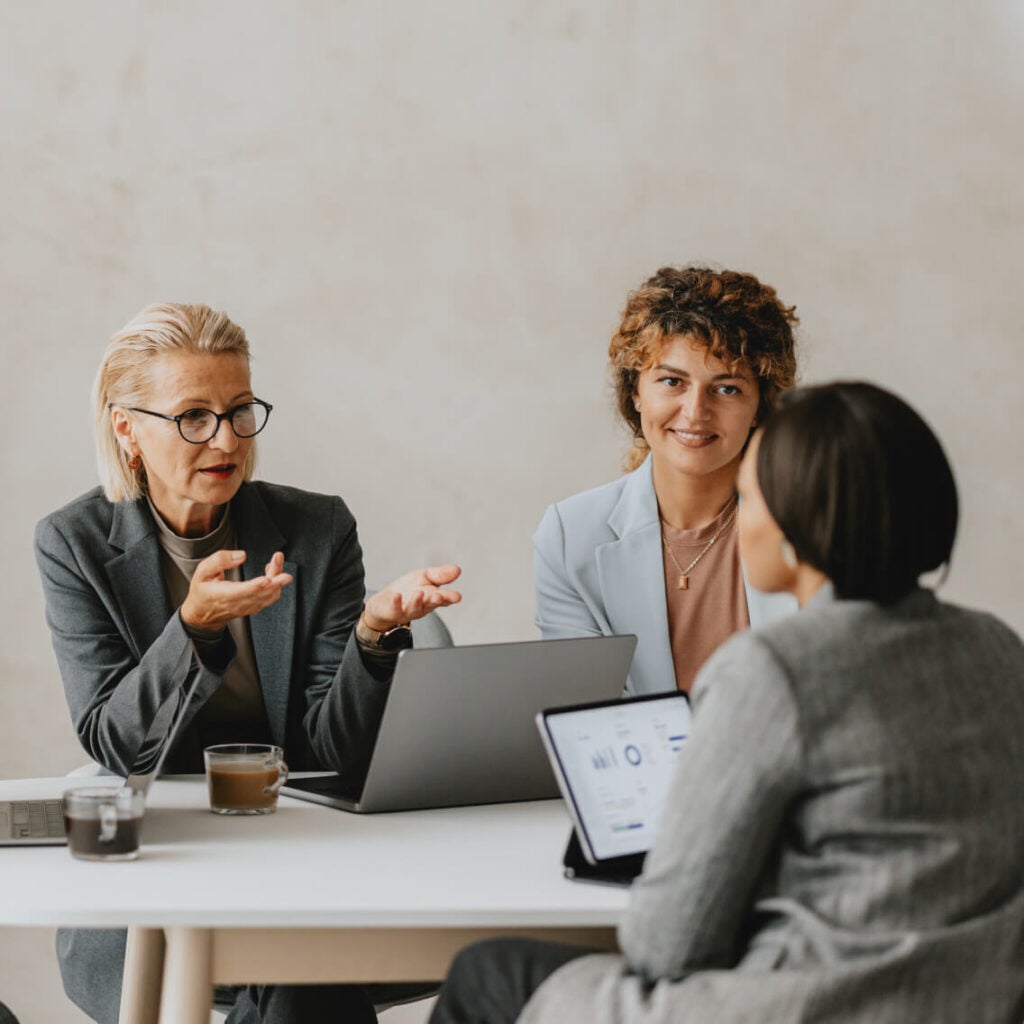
264, 761, 288, 797
99, 803, 118, 844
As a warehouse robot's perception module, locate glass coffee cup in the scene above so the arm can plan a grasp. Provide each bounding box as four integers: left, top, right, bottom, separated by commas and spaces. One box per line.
63, 787, 145, 861
204, 744, 288, 815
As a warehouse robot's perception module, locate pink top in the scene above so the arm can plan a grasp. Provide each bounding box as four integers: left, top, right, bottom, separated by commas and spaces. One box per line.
661, 501, 749, 692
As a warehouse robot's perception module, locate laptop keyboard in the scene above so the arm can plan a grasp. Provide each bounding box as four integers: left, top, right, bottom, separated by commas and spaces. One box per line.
6, 799, 66, 839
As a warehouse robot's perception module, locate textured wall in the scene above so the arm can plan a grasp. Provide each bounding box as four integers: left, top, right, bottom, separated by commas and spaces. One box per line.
2, 2, 1022, 1019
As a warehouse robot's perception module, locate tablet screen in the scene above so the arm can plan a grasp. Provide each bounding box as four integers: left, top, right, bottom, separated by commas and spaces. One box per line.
542, 693, 690, 862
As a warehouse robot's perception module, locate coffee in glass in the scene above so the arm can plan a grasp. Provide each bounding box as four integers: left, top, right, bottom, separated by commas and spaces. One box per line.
204, 744, 288, 815
63, 787, 144, 861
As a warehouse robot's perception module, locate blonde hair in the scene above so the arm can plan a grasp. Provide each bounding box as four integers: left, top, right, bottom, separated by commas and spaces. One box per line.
94, 303, 255, 501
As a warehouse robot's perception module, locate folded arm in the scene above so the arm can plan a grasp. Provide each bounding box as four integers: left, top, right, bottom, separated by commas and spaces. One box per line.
34, 517, 228, 775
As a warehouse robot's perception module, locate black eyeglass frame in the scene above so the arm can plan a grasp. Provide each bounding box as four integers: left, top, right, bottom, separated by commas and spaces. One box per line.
120, 398, 273, 445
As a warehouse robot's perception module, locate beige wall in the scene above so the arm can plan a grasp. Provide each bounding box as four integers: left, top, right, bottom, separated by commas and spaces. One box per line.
2, 2, 1022, 1019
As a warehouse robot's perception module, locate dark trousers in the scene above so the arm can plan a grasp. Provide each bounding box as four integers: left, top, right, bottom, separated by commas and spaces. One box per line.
57, 927, 382, 1024
429, 938, 595, 1024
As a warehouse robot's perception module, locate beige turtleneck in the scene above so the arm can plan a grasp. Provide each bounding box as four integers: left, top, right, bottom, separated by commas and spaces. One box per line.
147, 496, 271, 748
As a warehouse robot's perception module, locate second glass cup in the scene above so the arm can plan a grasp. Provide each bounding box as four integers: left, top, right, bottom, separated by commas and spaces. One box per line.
63, 786, 145, 861
204, 744, 288, 815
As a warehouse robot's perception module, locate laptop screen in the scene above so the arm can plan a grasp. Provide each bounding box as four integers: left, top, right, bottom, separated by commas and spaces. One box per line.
125, 650, 203, 794
540, 693, 690, 862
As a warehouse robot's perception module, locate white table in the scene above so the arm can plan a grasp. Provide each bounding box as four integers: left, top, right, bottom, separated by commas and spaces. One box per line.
0, 777, 626, 1024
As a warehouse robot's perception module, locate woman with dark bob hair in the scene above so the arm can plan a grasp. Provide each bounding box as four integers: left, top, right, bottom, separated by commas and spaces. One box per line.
35, 303, 460, 1023
533, 265, 799, 699
433, 382, 1024, 1024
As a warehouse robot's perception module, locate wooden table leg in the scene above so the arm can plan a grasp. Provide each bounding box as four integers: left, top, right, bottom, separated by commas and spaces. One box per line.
158, 927, 212, 1024
118, 926, 166, 1024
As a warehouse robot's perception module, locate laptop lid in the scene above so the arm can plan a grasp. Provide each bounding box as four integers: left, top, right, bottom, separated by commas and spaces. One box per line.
0, 665, 203, 845
536, 691, 690, 883
281, 634, 637, 813
124, 660, 205, 795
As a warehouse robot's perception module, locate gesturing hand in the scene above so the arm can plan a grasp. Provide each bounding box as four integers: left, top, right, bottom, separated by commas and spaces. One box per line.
363, 564, 462, 633
180, 550, 293, 632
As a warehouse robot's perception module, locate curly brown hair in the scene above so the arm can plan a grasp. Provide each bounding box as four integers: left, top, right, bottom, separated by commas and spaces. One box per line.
610, 265, 799, 469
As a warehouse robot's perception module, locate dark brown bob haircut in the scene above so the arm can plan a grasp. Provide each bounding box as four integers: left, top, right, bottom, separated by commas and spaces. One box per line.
757, 382, 958, 603
610, 265, 798, 470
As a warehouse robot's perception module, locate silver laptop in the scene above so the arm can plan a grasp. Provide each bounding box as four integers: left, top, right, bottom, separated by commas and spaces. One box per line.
281, 634, 637, 813
0, 666, 203, 846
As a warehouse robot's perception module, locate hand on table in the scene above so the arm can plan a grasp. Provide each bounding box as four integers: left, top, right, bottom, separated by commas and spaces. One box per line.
180, 550, 293, 632
362, 564, 462, 633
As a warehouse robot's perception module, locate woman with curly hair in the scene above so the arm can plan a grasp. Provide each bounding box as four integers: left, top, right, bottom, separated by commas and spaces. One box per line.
533, 265, 799, 696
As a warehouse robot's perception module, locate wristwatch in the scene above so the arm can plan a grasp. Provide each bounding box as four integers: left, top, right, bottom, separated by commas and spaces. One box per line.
356, 612, 413, 652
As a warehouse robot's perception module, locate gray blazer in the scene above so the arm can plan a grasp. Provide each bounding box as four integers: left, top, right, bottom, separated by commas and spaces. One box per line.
533, 456, 797, 696
34, 481, 389, 778
521, 587, 1024, 1024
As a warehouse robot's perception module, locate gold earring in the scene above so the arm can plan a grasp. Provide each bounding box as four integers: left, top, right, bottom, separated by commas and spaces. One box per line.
128, 454, 142, 471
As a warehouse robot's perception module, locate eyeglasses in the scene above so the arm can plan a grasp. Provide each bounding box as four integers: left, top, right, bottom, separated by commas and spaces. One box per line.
122, 399, 273, 444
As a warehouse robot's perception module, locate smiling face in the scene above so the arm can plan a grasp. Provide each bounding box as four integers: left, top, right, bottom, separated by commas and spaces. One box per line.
633, 334, 760, 488
112, 352, 254, 536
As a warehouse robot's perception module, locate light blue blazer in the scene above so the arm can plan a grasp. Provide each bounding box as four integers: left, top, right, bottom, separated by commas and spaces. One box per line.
533, 456, 797, 696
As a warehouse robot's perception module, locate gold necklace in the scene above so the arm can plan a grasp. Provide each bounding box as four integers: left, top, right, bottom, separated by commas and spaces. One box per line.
661, 497, 738, 591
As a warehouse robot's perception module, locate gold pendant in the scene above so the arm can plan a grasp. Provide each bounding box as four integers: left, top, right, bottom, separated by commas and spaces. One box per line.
678, 574, 689, 590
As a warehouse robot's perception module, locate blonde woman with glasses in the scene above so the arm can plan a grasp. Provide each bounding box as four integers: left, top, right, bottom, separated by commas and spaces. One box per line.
35, 303, 459, 1024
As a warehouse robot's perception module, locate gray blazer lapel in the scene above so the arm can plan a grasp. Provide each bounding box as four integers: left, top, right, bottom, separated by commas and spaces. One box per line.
105, 500, 172, 660
597, 459, 675, 695
233, 485, 297, 747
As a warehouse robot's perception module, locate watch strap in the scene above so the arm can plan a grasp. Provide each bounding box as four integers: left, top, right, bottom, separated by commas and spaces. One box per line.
356, 612, 412, 650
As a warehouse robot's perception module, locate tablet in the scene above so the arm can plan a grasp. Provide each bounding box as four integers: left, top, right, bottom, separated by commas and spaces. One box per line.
536, 692, 690, 884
